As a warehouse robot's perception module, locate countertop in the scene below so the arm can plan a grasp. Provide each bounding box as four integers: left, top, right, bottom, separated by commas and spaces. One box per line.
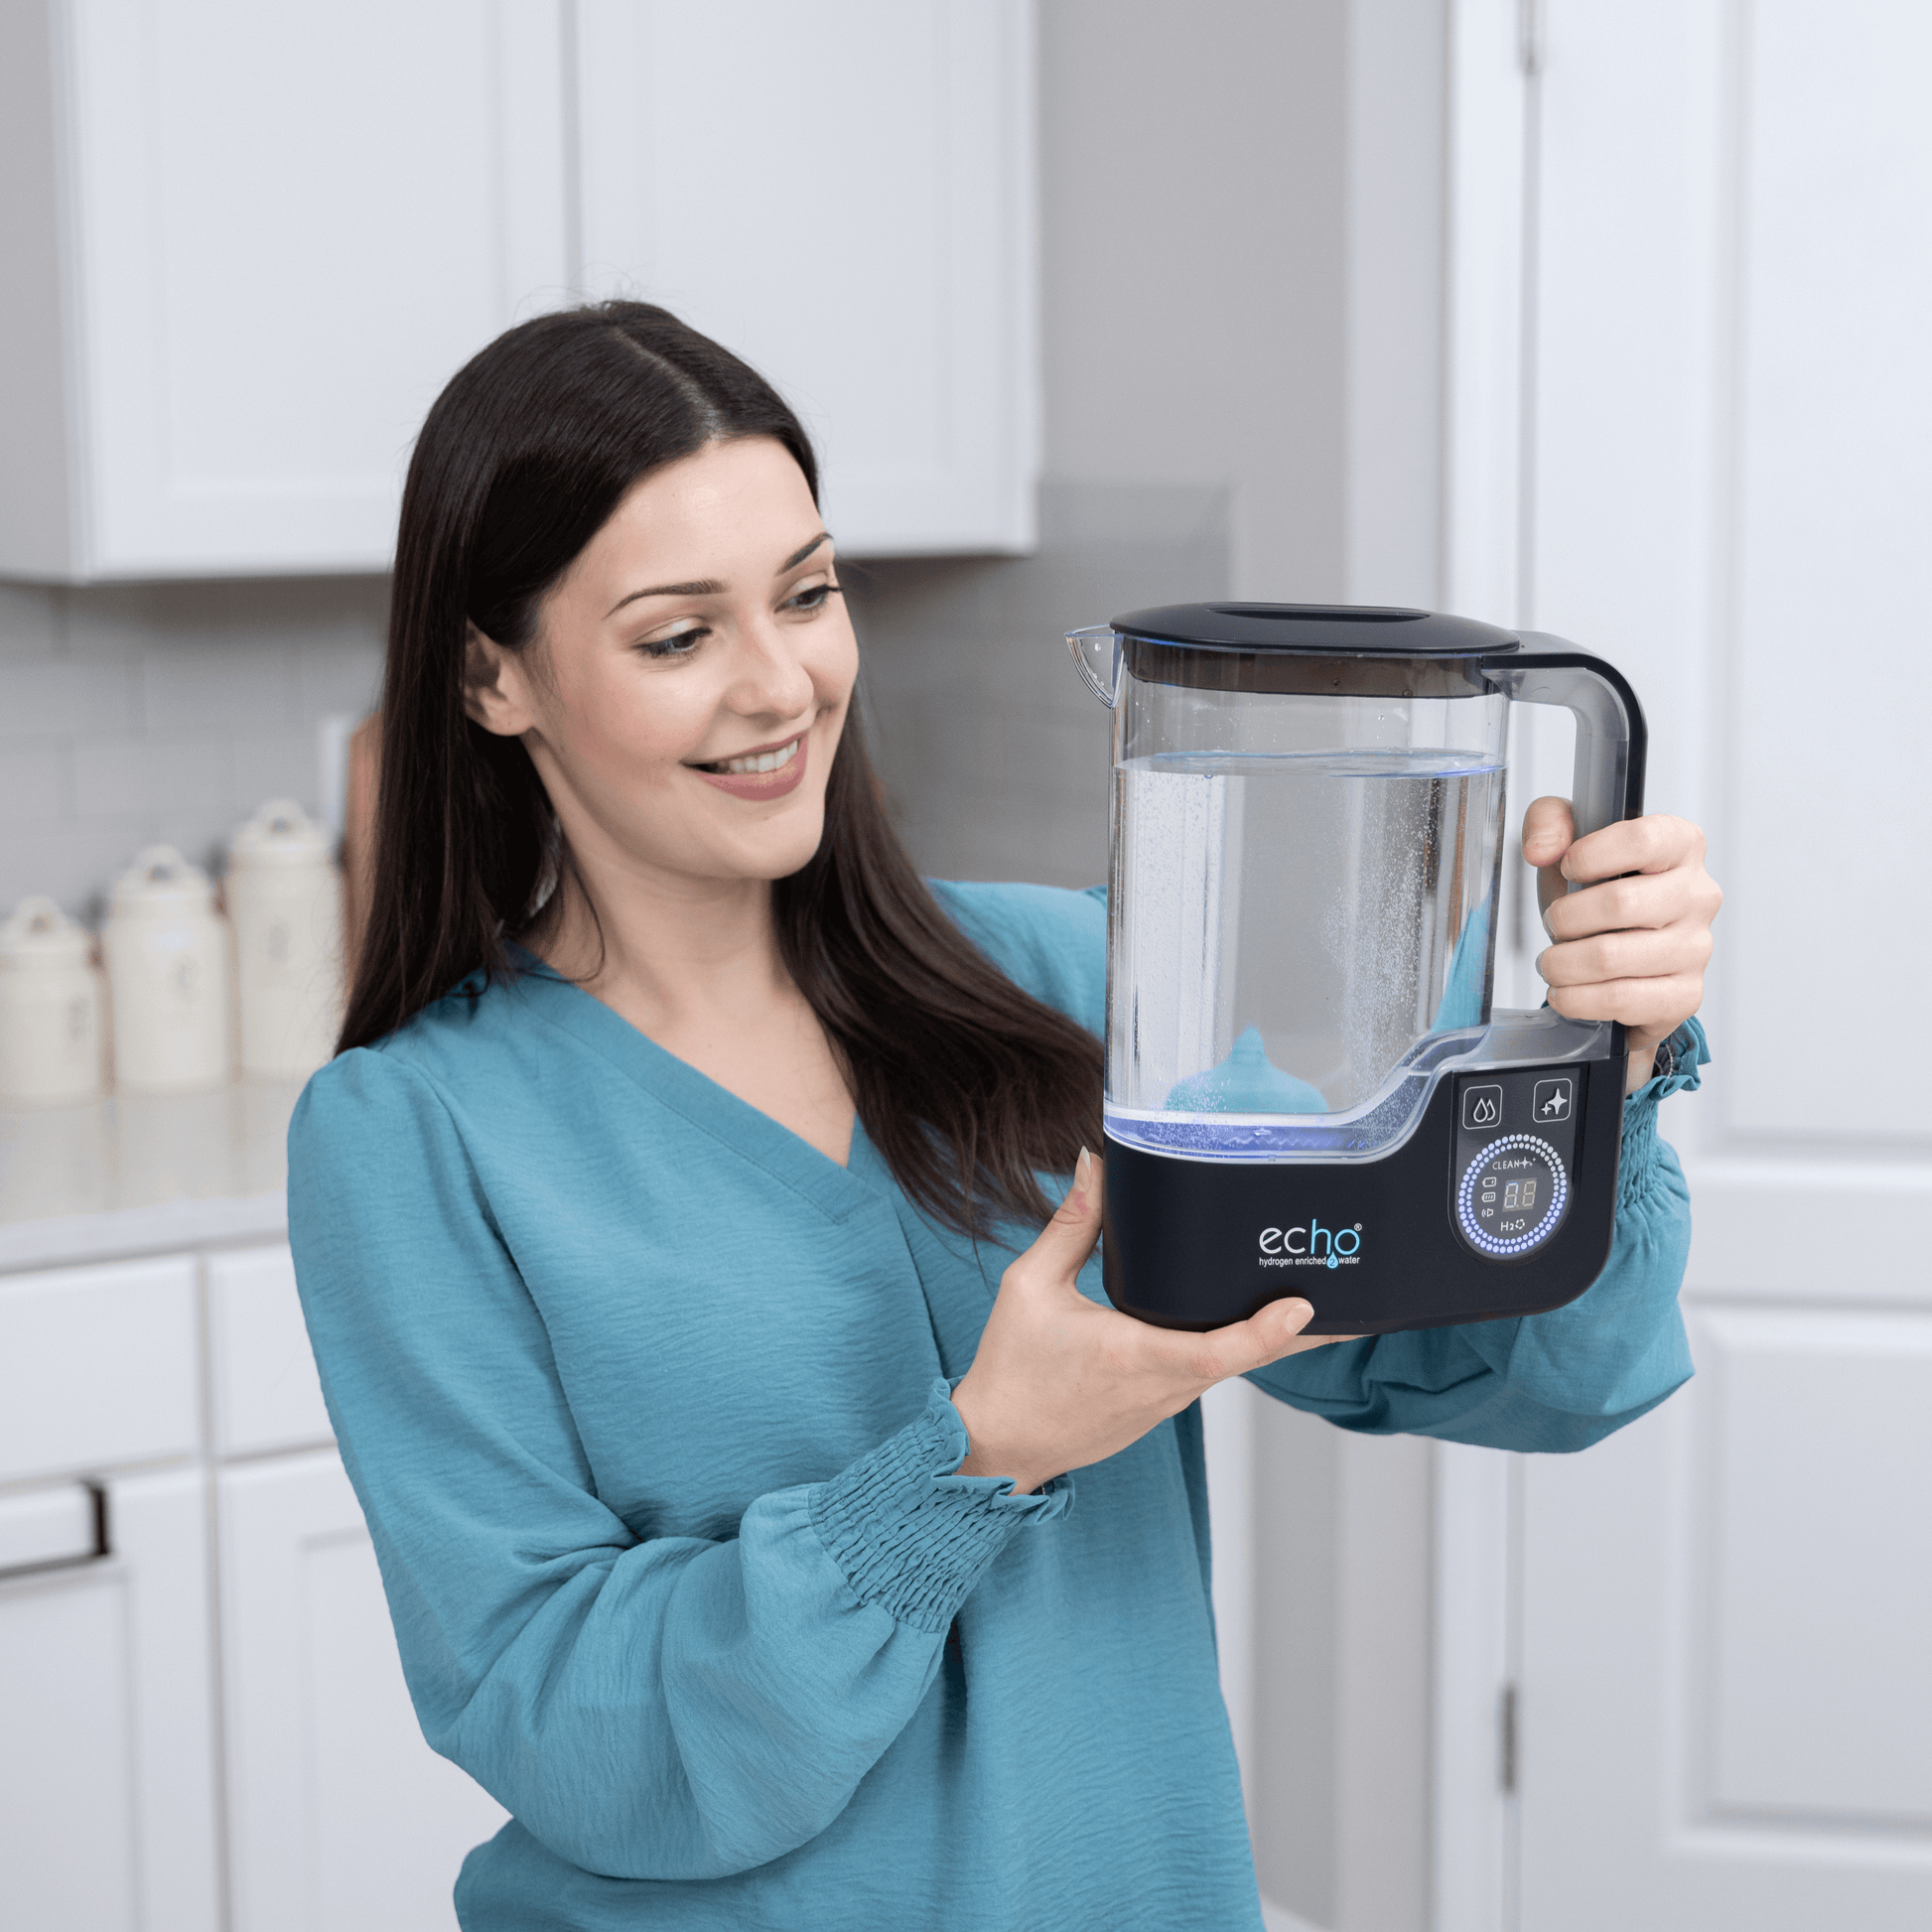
0, 1080, 299, 1273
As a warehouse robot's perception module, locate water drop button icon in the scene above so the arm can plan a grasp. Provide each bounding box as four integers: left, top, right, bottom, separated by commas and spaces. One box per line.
1461, 1084, 1504, 1131
1532, 1078, 1573, 1123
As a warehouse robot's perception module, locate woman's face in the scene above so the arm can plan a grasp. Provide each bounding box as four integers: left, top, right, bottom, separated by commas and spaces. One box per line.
469, 435, 858, 895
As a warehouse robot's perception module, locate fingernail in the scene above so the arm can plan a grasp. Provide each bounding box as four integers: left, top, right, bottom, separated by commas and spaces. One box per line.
1074, 1146, 1093, 1200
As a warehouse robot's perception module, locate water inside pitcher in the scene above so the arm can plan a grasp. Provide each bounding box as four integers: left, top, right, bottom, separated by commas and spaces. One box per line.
1104, 679, 1510, 1160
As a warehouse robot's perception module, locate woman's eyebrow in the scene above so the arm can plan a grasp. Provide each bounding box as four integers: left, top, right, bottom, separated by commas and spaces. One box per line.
605, 577, 723, 618
776, 531, 832, 574
602, 534, 832, 620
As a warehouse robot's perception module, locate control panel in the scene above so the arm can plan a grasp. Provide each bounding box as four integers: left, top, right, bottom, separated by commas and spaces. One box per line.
1449, 1064, 1585, 1260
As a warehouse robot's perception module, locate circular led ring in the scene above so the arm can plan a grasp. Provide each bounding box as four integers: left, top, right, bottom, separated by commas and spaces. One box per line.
1457, 1133, 1569, 1256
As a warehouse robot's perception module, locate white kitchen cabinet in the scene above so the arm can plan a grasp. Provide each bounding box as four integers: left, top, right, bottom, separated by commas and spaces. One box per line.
0, 1230, 506, 1928
0, 0, 570, 580
219, 1449, 509, 1932
0, 1254, 200, 1484
0, 1467, 222, 1932
573, 0, 1038, 556
207, 1242, 335, 1457
0, 0, 1036, 581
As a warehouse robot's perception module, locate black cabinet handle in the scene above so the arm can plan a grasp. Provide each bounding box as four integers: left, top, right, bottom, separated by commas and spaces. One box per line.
0, 1481, 111, 1582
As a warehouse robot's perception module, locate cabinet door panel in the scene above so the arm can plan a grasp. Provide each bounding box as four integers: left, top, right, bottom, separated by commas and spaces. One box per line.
1699, 1309, 1932, 1823
0, 1569, 137, 1928
574, 0, 1037, 554
0, 1467, 221, 1932
1517, 1313, 1932, 1929
220, 1449, 508, 1932
208, 1242, 334, 1457
0, 1256, 199, 1483
64, 0, 569, 576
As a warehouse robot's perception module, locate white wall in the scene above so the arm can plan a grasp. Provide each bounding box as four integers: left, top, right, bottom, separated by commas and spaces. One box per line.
1039, 0, 1348, 601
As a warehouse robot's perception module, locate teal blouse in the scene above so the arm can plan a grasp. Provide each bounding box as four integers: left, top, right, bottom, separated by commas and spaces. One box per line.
287, 881, 1704, 1931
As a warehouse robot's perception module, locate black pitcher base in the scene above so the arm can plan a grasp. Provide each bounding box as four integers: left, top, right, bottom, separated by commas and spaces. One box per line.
1099, 1053, 1623, 1335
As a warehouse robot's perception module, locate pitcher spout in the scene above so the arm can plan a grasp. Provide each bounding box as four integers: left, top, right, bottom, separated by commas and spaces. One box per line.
1066, 624, 1121, 707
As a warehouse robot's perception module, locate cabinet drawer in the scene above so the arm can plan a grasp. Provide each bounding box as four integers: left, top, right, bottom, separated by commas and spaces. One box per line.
0, 1258, 200, 1482
207, 1246, 333, 1457
0, 1481, 107, 1579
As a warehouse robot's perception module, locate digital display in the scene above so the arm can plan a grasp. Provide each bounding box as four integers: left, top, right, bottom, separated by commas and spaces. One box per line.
1474, 1160, 1542, 1230
1457, 1134, 1570, 1258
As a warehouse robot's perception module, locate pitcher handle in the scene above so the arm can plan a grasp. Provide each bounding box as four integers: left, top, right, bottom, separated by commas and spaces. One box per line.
1481, 635, 1648, 839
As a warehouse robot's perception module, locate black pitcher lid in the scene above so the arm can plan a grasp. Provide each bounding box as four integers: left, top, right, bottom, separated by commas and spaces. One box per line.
1110, 603, 1520, 657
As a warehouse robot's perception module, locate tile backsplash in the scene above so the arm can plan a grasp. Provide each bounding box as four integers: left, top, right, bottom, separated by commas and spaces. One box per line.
849, 480, 1231, 891
0, 577, 386, 919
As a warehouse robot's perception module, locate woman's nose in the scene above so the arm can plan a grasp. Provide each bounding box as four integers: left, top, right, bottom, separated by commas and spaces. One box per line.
726, 618, 817, 719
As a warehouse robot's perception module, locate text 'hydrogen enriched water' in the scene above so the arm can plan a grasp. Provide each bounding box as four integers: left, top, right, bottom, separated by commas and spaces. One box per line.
1106, 749, 1505, 1158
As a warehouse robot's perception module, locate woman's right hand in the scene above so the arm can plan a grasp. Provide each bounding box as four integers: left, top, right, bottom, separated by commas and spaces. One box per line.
950, 1150, 1347, 1494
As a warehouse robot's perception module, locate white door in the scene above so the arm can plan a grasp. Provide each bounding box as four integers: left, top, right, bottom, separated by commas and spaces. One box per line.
0, 1469, 222, 1932
1440, 3, 1932, 1926
218, 1449, 509, 1932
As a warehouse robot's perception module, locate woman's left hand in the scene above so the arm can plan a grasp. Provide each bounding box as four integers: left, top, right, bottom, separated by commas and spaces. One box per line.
1523, 799, 1723, 1094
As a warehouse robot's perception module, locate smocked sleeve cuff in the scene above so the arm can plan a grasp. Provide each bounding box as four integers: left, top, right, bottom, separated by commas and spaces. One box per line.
808, 1381, 1072, 1635
1618, 1017, 1710, 1210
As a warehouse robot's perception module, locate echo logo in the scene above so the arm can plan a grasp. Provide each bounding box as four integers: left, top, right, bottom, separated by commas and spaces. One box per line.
1258, 1218, 1364, 1270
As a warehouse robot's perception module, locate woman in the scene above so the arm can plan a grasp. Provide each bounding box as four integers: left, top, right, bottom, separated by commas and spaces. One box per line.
290, 303, 1720, 1930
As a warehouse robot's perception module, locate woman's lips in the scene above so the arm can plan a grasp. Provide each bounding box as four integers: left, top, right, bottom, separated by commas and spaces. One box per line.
691, 734, 809, 800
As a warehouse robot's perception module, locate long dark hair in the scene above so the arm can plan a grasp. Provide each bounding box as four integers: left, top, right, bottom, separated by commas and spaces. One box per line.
342, 302, 1100, 1234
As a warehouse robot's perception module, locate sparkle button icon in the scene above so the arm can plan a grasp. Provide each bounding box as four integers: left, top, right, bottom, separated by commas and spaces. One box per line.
1532, 1078, 1574, 1123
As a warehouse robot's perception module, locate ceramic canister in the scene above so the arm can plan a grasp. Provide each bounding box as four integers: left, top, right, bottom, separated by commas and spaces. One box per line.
0, 897, 106, 1106
103, 846, 233, 1095
226, 799, 345, 1079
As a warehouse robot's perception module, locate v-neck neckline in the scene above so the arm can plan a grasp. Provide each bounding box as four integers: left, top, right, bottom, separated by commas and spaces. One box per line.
501, 947, 874, 1225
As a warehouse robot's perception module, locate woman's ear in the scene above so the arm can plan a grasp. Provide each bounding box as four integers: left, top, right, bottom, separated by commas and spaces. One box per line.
464, 623, 538, 737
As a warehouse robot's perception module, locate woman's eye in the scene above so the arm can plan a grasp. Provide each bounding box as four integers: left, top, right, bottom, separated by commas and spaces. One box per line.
784, 582, 840, 616
641, 625, 706, 659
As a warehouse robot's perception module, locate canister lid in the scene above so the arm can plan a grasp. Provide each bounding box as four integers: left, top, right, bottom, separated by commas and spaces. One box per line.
229, 798, 333, 869
1110, 603, 1520, 656
109, 846, 216, 915
0, 897, 93, 968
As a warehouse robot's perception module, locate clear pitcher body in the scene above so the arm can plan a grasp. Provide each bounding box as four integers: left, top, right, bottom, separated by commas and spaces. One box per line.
1082, 627, 1510, 1161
